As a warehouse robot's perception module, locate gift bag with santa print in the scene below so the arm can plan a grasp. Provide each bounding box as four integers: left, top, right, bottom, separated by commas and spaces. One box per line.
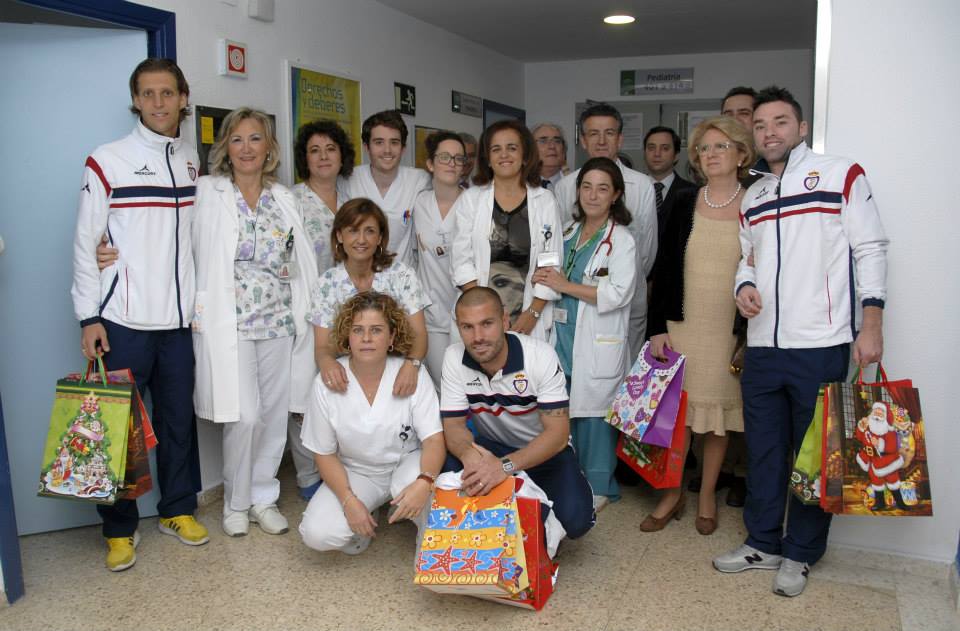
820, 367, 933, 516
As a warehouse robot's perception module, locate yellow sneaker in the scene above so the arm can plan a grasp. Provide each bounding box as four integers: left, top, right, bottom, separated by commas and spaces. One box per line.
158, 515, 209, 546
105, 531, 140, 572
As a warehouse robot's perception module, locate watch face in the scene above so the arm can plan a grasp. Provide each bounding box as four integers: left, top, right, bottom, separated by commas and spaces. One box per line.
501, 458, 514, 473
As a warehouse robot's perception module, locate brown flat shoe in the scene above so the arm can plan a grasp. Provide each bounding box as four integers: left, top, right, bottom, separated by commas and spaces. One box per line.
695, 514, 717, 535
639, 494, 686, 532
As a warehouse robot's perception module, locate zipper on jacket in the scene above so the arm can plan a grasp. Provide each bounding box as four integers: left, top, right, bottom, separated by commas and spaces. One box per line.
825, 274, 833, 324
771, 149, 793, 349
165, 142, 184, 328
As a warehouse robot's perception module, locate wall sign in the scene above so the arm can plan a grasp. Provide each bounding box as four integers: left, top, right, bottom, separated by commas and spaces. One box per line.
287, 63, 362, 182
218, 39, 247, 78
395, 82, 416, 116
451, 90, 482, 118
620, 67, 694, 95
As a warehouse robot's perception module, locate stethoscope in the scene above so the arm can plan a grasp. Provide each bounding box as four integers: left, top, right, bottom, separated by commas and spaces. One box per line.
565, 220, 615, 278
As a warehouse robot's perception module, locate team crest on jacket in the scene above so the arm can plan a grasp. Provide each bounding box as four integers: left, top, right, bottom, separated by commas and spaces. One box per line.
187, 161, 197, 181
513, 373, 528, 394
804, 171, 820, 190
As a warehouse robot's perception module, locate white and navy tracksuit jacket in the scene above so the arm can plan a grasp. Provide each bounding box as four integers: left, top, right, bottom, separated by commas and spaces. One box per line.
735, 142, 888, 349
71, 120, 199, 331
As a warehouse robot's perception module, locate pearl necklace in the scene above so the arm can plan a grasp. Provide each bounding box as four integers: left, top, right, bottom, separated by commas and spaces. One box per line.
703, 183, 742, 208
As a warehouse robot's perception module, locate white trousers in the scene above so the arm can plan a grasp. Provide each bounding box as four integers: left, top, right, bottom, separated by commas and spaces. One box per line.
299, 449, 424, 553
287, 413, 321, 488
424, 329, 449, 391
222, 336, 293, 512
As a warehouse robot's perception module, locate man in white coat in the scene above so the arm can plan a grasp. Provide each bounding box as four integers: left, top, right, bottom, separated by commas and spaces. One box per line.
341, 110, 430, 268
553, 103, 658, 359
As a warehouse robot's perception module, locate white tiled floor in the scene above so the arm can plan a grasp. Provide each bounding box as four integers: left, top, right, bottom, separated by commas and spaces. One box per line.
3, 462, 958, 631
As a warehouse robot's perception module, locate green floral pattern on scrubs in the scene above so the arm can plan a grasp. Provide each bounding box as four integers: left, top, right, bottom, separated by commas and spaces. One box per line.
234, 186, 295, 340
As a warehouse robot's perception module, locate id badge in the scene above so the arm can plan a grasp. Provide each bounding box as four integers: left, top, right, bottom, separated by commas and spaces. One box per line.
278, 261, 296, 283
554, 307, 567, 325
536, 251, 561, 268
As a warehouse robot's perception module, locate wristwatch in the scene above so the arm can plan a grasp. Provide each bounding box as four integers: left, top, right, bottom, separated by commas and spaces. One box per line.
500, 457, 516, 474
408, 358, 423, 368
528, 307, 542, 320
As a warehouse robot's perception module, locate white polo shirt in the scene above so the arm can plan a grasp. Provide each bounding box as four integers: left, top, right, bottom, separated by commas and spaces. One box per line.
440, 332, 569, 449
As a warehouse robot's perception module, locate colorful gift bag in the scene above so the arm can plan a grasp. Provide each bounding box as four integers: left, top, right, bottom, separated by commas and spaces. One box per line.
38, 359, 133, 505
790, 387, 825, 505
474, 493, 558, 611
415, 477, 529, 596
616, 391, 688, 489
605, 341, 685, 448
820, 367, 932, 516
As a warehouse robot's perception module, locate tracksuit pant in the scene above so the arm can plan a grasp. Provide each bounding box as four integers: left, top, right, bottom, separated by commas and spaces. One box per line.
97, 321, 200, 538
740, 344, 849, 564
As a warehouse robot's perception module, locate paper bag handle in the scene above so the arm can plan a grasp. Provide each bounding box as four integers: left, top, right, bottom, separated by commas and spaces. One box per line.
81, 357, 109, 385
853, 363, 888, 386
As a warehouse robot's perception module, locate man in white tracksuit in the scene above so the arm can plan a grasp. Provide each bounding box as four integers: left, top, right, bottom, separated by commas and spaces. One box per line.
72, 58, 209, 572
712, 86, 888, 597
553, 103, 657, 359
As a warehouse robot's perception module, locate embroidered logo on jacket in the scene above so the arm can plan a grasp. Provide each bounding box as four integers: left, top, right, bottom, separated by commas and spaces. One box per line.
187, 161, 197, 181
804, 171, 821, 191
134, 164, 157, 176
513, 373, 528, 394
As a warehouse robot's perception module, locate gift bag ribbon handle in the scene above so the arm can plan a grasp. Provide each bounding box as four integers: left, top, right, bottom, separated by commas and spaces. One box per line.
81, 357, 109, 385
852, 363, 889, 386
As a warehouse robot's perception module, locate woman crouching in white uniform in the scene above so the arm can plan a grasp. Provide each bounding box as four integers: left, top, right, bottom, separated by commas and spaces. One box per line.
299, 292, 445, 554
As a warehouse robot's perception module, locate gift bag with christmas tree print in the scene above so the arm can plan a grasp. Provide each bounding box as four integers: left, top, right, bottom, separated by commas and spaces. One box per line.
38, 359, 132, 505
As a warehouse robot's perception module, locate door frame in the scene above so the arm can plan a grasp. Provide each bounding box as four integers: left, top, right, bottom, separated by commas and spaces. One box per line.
1, 0, 177, 605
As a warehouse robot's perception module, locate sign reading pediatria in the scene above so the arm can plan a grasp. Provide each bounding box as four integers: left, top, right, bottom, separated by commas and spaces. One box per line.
620, 68, 694, 95
290, 64, 362, 181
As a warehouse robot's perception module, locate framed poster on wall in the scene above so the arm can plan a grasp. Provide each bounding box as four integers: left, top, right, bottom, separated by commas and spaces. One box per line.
285, 62, 361, 183
414, 125, 440, 170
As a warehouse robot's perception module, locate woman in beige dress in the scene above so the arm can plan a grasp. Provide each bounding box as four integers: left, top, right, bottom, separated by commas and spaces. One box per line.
643, 117, 755, 535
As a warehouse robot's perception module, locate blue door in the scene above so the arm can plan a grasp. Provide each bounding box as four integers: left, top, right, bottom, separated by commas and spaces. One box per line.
0, 22, 150, 534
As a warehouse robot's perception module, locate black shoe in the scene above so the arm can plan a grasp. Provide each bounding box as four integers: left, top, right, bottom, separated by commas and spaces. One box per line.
615, 460, 642, 487
891, 489, 910, 511
725, 476, 747, 507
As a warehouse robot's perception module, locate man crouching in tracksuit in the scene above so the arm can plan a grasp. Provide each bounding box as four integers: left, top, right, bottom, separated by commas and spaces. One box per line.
72, 58, 208, 571
711, 86, 888, 597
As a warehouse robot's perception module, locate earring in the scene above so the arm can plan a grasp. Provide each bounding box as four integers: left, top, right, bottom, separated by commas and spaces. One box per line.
376, 245, 383, 257
388, 344, 394, 352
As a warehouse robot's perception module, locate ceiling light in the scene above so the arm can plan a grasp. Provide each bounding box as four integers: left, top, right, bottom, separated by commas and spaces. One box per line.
604, 14, 635, 25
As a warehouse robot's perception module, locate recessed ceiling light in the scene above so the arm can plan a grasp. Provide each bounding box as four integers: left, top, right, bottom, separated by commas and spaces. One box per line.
604, 14, 635, 25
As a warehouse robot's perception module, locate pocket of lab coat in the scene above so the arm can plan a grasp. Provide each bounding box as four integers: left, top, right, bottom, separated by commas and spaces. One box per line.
591, 334, 625, 380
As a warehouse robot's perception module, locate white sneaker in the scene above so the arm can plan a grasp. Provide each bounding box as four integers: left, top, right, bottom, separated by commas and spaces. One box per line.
773, 559, 810, 597
222, 509, 249, 537
593, 495, 610, 513
713, 544, 783, 573
249, 504, 289, 535
342, 534, 372, 556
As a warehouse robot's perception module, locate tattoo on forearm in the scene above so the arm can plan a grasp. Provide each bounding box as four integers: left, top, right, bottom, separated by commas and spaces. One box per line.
540, 407, 569, 418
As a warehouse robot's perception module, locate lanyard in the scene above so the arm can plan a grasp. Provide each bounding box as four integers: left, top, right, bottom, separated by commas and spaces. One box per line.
564, 221, 608, 277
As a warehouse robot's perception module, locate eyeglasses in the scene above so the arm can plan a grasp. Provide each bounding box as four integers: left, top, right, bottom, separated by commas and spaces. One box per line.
695, 142, 734, 155
434, 152, 467, 166
536, 136, 564, 146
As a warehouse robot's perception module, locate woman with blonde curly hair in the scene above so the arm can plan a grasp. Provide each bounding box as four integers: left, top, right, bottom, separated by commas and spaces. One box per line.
643, 116, 755, 535
299, 292, 445, 555
192, 107, 319, 538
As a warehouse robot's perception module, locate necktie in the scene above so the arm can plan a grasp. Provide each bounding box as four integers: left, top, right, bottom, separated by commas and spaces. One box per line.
654, 182, 664, 211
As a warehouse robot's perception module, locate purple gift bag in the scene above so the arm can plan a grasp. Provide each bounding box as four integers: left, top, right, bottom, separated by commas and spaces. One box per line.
604, 341, 685, 448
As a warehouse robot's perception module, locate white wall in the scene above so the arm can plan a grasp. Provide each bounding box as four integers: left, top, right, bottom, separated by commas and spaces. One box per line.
822, 0, 960, 562
524, 49, 814, 165
137, 0, 524, 491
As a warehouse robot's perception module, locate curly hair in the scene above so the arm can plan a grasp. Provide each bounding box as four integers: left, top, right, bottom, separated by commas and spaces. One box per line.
330, 198, 396, 271
332, 291, 412, 357
293, 119, 355, 180
687, 116, 757, 182
208, 107, 281, 186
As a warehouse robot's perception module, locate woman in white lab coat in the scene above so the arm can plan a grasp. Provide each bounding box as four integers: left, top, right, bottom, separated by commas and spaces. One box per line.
413, 130, 466, 388
191, 107, 319, 537
533, 157, 636, 510
451, 119, 563, 340
299, 291, 445, 555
